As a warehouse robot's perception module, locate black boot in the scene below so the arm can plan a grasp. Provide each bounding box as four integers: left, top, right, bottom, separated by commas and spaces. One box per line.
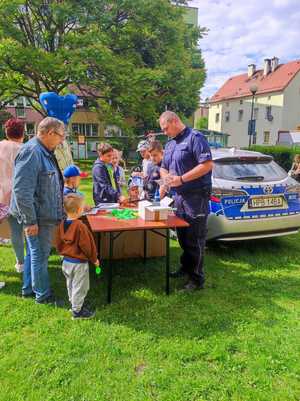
169, 267, 187, 278
180, 280, 204, 292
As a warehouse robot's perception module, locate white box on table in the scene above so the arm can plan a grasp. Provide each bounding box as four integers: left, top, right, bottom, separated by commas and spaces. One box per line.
138, 200, 172, 221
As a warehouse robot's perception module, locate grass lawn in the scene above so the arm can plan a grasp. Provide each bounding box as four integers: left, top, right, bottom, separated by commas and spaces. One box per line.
0, 163, 300, 401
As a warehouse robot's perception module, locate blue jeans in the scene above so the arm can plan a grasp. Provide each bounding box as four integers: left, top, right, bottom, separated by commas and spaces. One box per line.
22, 225, 55, 301
8, 215, 24, 264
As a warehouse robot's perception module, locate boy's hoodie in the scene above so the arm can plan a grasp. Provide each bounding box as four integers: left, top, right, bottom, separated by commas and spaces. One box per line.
92, 159, 120, 205
144, 161, 161, 200
55, 219, 97, 264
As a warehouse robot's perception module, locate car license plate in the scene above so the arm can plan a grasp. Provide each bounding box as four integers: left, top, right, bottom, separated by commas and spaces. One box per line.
248, 196, 284, 209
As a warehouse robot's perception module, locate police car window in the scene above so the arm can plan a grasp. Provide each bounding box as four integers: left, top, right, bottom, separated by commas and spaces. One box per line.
213, 160, 287, 181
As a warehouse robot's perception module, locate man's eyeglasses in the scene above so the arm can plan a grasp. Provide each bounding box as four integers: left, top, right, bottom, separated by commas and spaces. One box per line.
52, 130, 66, 139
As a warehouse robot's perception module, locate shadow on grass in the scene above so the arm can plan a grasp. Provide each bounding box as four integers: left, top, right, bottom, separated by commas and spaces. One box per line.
87, 237, 300, 340
1, 236, 299, 341
207, 235, 300, 272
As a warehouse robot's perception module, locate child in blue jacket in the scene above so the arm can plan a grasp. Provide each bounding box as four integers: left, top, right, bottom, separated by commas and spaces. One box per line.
92, 143, 125, 205
144, 140, 163, 200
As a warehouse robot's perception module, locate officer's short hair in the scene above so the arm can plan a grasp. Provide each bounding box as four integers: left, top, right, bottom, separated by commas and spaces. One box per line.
159, 111, 180, 123
148, 140, 163, 153
64, 193, 84, 214
37, 117, 64, 136
97, 142, 113, 155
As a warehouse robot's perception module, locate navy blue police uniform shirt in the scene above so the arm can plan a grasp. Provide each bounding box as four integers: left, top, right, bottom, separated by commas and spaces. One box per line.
161, 127, 212, 195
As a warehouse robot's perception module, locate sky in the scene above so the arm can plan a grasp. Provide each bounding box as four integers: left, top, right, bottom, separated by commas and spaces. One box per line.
188, 0, 300, 100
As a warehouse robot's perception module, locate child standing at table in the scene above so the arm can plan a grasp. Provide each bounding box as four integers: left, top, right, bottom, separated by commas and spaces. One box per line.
63, 165, 92, 211
111, 148, 126, 195
144, 140, 163, 201
55, 193, 99, 319
92, 143, 126, 205
63, 165, 82, 196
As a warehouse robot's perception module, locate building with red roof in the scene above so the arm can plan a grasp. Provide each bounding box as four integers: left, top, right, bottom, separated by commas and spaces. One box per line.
208, 58, 300, 147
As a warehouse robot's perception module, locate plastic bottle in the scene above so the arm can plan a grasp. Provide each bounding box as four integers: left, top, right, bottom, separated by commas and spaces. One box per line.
154, 187, 160, 204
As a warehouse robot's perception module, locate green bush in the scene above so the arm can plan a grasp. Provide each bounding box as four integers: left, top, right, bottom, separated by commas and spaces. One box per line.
246, 145, 300, 172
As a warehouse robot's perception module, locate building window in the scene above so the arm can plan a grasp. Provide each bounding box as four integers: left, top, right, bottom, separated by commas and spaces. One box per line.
16, 106, 26, 118
25, 123, 35, 135
240, 100, 243, 105
7, 96, 30, 108
252, 133, 257, 145
225, 111, 230, 122
71, 123, 99, 137
238, 109, 243, 121
90, 124, 98, 136
75, 97, 95, 109
263, 131, 270, 144
77, 98, 84, 107
265, 106, 273, 121
104, 125, 123, 137
16, 97, 24, 107
226, 102, 229, 107
254, 107, 259, 120
215, 113, 220, 123
25, 98, 31, 107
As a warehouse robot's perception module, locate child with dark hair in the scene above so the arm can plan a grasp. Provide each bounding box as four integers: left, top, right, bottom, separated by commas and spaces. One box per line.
92, 143, 126, 204
144, 140, 164, 201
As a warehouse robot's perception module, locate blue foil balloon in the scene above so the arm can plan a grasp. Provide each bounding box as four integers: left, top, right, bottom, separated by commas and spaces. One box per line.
39, 92, 78, 124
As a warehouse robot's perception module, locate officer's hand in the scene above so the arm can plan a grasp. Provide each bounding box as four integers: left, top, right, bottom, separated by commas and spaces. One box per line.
159, 186, 167, 199
24, 224, 39, 236
169, 175, 182, 187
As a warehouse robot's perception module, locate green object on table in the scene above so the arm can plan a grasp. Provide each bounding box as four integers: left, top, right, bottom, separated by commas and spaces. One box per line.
95, 266, 102, 275
110, 208, 138, 220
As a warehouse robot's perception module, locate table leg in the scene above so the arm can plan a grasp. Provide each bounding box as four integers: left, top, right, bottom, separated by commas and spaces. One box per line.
97, 232, 101, 260
166, 228, 170, 295
143, 230, 147, 264
107, 232, 113, 304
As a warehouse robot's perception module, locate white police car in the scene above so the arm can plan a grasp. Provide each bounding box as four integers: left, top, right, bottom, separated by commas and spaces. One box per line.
208, 148, 300, 241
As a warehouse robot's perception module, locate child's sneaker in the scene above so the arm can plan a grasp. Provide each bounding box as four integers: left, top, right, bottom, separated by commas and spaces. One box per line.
72, 307, 95, 320
15, 263, 24, 273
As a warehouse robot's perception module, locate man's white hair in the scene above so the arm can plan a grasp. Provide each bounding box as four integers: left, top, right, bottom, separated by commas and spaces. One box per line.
37, 117, 64, 135
159, 111, 181, 123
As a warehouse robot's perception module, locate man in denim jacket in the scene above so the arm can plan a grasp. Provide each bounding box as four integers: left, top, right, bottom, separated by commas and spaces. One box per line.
10, 117, 64, 304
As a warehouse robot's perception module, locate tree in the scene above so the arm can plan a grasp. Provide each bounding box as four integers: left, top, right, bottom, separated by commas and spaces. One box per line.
0, 0, 206, 130
195, 116, 208, 130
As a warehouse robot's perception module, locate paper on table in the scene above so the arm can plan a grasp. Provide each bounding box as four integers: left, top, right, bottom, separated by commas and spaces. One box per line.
83, 208, 99, 216
160, 196, 174, 207
96, 203, 120, 209
83, 203, 120, 215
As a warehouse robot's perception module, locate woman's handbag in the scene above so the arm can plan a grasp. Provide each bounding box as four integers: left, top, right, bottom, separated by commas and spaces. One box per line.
0, 203, 9, 224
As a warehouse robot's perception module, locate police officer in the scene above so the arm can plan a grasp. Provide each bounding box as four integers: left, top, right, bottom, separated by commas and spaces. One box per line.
159, 111, 213, 291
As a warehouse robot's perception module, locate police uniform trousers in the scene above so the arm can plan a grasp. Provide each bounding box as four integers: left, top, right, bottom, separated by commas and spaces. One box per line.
174, 190, 210, 285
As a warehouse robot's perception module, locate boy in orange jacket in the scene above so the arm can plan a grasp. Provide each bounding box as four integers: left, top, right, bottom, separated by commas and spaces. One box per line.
56, 193, 99, 319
